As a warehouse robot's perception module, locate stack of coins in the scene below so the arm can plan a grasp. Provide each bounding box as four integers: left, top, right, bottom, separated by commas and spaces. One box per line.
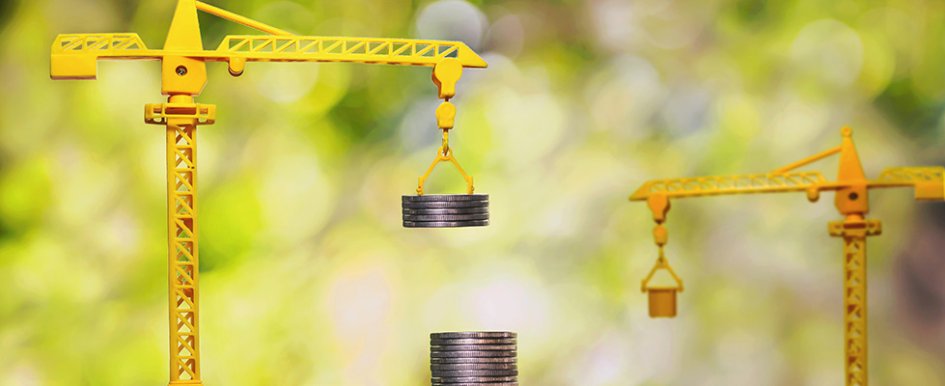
430, 331, 518, 385
402, 194, 490, 228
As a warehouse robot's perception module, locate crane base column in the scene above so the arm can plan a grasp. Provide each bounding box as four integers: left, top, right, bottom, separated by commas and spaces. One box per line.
148, 98, 215, 386
829, 218, 880, 386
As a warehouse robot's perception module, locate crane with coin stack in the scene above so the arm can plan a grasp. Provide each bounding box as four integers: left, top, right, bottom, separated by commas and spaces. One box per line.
630, 127, 945, 386
49, 0, 488, 384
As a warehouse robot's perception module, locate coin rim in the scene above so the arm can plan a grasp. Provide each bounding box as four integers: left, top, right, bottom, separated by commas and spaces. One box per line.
403, 201, 490, 209
430, 338, 516, 345
403, 194, 489, 202
403, 220, 489, 228
431, 332, 517, 339
404, 213, 491, 222
402, 207, 490, 215
430, 350, 517, 358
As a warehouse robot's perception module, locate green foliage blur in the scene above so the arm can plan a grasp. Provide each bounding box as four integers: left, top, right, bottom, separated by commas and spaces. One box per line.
2, 0, 945, 385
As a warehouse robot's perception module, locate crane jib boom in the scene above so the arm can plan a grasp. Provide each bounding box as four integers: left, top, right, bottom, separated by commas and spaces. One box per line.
51, 33, 487, 80
630, 167, 945, 202
50, 0, 487, 81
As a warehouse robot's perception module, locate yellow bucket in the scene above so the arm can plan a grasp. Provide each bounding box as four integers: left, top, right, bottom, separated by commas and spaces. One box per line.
647, 288, 678, 318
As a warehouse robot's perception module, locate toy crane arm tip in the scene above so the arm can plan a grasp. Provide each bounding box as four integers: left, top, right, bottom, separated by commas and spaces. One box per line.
454, 42, 488, 69
629, 181, 656, 202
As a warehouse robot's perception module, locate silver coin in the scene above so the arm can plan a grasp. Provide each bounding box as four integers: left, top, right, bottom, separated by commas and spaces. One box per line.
432, 344, 516, 352
432, 370, 518, 377
432, 384, 517, 386
431, 357, 518, 365
432, 363, 517, 371
402, 200, 489, 209
431, 338, 515, 346
433, 371, 519, 379
403, 194, 489, 202
430, 350, 516, 358
433, 383, 517, 386
404, 213, 490, 222
402, 207, 489, 215
432, 375, 518, 383
431, 382, 518, 386
431, 370, 518, 382
432, 332, 517, 339
404, 220, 489, 228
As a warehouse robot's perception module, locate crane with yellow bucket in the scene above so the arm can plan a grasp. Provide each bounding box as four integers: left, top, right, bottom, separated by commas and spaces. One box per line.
631, 127, 945, 386
50, 1, 487, 384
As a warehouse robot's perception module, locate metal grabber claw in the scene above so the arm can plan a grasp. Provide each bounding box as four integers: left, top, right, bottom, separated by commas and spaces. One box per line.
416, 130, 475, 196
402, 60, 488, 228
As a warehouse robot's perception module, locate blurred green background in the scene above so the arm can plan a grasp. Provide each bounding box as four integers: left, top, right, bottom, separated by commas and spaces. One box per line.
2, 0, 945, 385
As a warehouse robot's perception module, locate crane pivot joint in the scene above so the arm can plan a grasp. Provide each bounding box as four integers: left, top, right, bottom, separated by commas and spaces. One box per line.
146, 102, 216, 127
829, 219, 882, 238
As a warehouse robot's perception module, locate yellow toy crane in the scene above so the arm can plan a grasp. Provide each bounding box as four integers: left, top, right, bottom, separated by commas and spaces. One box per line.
50, 1, 487, 384
630, 128, 945, 386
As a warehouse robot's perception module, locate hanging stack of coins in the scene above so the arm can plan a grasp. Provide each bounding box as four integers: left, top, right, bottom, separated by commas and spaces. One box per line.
429, 331, 518, 385
403, 195, 490, 228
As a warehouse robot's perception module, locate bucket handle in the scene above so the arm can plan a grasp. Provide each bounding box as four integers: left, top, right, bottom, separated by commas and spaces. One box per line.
641, 247, 684, 293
